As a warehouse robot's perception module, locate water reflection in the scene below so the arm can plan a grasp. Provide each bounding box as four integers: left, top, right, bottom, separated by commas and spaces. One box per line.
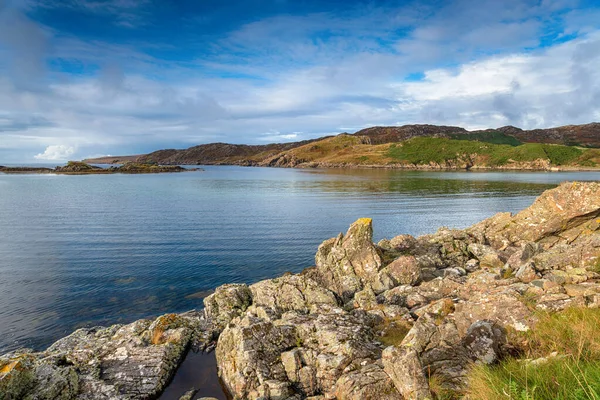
0, 167, 598, 353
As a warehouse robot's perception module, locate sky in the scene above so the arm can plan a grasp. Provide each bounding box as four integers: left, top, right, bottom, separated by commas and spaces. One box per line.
0, 0, 600, 162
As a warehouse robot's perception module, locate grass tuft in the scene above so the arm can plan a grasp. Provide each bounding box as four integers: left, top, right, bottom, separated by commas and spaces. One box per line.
466, 307, 600, 400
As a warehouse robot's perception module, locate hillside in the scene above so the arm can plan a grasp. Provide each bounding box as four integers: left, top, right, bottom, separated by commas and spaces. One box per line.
82, 122, 600, 170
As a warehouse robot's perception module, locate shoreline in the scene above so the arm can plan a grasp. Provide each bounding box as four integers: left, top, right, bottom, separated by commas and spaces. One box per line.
2, 181, 600, 399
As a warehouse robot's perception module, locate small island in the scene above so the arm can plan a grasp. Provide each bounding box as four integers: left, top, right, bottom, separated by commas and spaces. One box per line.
0, 161, 201, 175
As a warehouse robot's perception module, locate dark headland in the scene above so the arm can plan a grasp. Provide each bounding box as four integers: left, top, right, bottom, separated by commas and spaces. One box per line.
2, 181, 600, 399
0, 161, 201, 175
84, 122, 600, 171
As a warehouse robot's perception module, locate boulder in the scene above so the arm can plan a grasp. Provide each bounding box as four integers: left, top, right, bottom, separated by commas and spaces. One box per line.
0, 313, 203, 400
382, 346, 431, 400
314, 218, 384, 301
203, 283, 252, 331
468, 182, 600, 249
462, 320, 506, 365
379, 255, 422, 286
334, 363, 400, 400
216, 317, 297, 399
250, 274, 338, 318
216, 305, 385, 399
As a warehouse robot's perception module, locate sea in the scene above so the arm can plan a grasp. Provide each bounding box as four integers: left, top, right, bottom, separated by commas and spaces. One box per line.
1, 165, 599, 357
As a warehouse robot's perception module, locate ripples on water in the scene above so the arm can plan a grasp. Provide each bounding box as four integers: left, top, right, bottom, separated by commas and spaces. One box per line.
1, 166, 599, 353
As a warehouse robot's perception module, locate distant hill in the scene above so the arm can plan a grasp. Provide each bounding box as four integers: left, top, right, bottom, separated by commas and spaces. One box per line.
83, 122, 600, 170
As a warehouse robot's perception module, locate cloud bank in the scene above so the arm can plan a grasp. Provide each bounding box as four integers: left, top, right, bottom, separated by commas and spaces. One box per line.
0, 0, 599, 162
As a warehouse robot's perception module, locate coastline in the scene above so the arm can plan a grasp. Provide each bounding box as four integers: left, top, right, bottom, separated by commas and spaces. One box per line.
2, 181, 600, 399
0, 162, 203, 175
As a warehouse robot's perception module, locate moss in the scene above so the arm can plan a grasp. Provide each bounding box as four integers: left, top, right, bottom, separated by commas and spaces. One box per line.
519, 292, 538, 311
375, 320, 412, 347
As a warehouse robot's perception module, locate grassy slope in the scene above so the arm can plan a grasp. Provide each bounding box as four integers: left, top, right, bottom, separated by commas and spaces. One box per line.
449, 130, 523, 146
386, 138, 595, 167
271, 135, 600, 168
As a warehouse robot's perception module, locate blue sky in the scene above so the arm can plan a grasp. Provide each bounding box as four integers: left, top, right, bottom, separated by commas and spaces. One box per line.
0, 0, 599, 162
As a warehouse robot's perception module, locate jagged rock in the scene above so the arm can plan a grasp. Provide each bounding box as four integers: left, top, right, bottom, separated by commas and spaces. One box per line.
216, 305, 384, 399
27, 360, 79, 400
216, 316, 297, 399
382, 346, 431, 400
334, 363, 400, 400
468, 182, 600, 249
0, 353, 36, 400
250, 274, 338, 318
0, 313, 202, 400
314, 218, 385, 301
455, 286, 534, 333
203, 283, 252, 331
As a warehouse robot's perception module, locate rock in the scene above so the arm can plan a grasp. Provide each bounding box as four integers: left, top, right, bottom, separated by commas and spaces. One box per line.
0, 313, 203, 400
462, 321, 506, 364
0, 353, 36, 399
250, 274, 338, 318
314, 218, 384, 301
382, 346, 431, 400
465, 259, 480, 272
179, 389, 198, 400
468, 182, 600, 249
203, 283, 252, 331
454, 290, 534, 333
216, 317, 297, 399
334, 363, 400, 400
401, 313, 469, 390
216, 305, 384, 399
564, 283, 600, 297
380, 255, 422, 286
515, 262, 539, 283
389, 234, 417, 252
467, 244, 504, 269
28, 360, 79, 400
536, 293, 586, 311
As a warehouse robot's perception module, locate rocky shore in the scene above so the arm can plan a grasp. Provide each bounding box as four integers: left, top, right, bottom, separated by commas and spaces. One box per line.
2, 182, 600, 399
0, 162, 200, 175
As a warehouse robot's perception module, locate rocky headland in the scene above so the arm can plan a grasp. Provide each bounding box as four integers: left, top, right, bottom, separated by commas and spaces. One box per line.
0, 162, 200, 175
2, 182, 600, 399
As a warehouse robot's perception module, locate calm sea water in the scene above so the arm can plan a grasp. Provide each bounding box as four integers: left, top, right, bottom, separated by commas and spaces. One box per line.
1, 166, 599, 353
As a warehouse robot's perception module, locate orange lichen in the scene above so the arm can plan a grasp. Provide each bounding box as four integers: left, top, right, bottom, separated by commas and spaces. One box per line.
0, 360, 19, 374
150, 314, 182, 345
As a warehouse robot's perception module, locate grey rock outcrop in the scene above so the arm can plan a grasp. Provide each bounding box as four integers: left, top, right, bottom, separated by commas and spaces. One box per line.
3, 182, 600, 400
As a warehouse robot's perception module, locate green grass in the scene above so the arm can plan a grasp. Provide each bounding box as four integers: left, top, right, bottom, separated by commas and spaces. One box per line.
468, 357, 600, 400
386, 137, 587, 167
449, 130, 523, 146
466, 308, 600, 400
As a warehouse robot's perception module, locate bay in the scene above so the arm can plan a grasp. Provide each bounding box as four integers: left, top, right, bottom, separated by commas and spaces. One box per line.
1, 166, 599, 353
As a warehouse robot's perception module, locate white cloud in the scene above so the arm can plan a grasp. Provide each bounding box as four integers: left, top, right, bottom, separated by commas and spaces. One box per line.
34, 145, 76, 160
1, 0, 600, 162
